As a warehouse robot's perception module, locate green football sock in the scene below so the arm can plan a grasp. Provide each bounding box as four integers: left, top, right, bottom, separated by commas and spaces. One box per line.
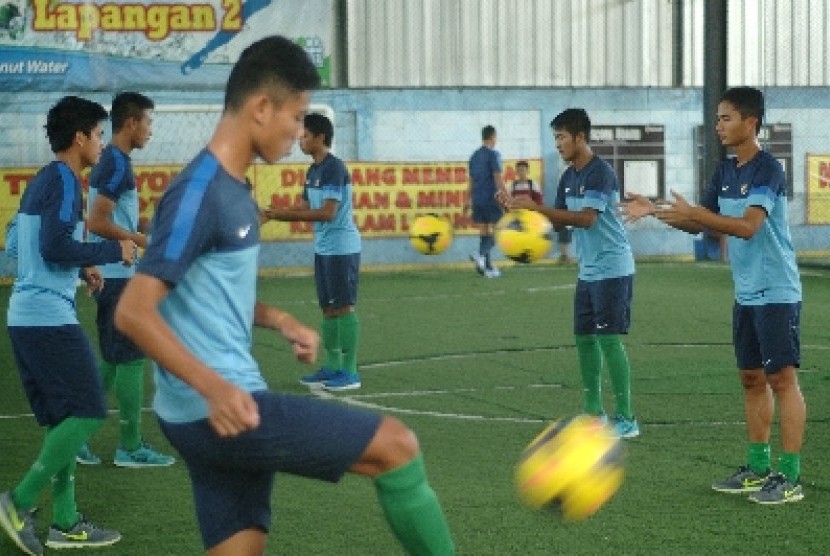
13, 417, 102, 511
100, 360, 117, 393
322, 316, 342, 370
748, 443, 771, 475
116, 360, 146, 451
574, 334, 603, 415
51, 460, 78, 530
339, 312, 361, 375
597, 334, 633, 419
374, 454, 455, 556
778, 452, 800, 482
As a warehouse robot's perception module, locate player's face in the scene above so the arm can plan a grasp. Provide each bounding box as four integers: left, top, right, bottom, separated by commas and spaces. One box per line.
80, 122, 105, 167
516, 165, 528, 179
554, 129, 578, 162
298, 128, 320, 156
132, 110, 153, 150
716, 101, 756, 147
261, 91, 310, 163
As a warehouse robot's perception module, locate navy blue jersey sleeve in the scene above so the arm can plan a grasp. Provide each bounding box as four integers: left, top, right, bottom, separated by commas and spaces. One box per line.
581, 161, 617, 212
138, 155, 221, 285
747, 154, 786, 212
320, 156, 349, 187
700, 166, 722, 213
39, 165, 122, 266
554, 174, 568, 210
89, 147, 130, 202
490, 150, 503, 174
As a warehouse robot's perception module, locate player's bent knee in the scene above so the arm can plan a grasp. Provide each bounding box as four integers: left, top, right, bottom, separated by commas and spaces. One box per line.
354, 416, 420, 476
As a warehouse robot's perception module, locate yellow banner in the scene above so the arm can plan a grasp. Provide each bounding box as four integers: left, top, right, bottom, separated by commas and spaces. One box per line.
0, 159, 543, 246
806, 154, 830, 225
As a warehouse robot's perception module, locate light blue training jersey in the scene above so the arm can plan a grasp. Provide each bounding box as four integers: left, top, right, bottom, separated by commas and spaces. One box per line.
700, 150, 801, 305
87, 144, 140, 279
137, 150, 266, 423
555, 156, 635, 281
302, 152, 361, 255
7, 161, 122, 326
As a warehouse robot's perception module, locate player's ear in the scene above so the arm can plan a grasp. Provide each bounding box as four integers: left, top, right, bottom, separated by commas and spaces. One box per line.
249, 93, 274, 126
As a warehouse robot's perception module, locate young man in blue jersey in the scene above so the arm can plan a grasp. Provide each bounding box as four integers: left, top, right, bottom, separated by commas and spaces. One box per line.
80, 92, 176, 467
466, 125, 505, 278
262, 113, 362, 391
501, 108, 639, 439
0, 96, 134, 555
115, 36, 455, 555
623, 87, 805, 504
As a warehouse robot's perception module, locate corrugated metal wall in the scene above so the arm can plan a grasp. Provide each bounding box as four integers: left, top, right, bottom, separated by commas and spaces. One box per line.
727, 0, 830, 86
346, 0, 828, 88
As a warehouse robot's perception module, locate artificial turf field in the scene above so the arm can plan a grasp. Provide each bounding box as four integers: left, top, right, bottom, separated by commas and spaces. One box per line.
0, 261, 828, 555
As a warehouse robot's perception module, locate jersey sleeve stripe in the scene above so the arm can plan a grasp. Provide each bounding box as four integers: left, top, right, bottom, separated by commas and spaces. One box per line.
57, 163, 76, 223
164, 155, 218, 261
104, 150, 127, 194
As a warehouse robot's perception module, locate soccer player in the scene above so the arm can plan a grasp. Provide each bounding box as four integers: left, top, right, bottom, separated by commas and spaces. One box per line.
80, 91, 176, 467
262, 113, 362, 391
114, 36, 455, 555
466, 125, 505, 278
622, 87, 805, 504
500, 108, 639, 439
0, 96, 133, 555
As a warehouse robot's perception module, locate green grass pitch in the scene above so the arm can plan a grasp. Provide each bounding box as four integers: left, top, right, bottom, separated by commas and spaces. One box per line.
0, 262, 828, 555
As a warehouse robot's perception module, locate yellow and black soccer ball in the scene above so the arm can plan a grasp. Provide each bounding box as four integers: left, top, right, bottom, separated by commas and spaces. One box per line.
514, 415, 625, 521
496, 209, 553, 263
409, 214, 453, 255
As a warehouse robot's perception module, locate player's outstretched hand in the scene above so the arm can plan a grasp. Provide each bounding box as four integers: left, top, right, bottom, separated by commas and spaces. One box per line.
652, 190, 693, 226
206, 381, 260, 437
618, 193, 658, 223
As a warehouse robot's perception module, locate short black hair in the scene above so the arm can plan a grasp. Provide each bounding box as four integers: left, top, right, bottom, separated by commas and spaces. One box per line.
720, 86, 764, 134
224, 35, 320, 111
551, 108, 591, 141
516, 160, 529, 168
111, 92, 154, 131
304, 113, 333, 147
482, 125, 496, 141
45, 96, 108, 153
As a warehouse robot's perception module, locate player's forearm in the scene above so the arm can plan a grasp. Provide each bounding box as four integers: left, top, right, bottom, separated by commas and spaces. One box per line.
41, 228, 123, 267
264, 207, 332, 222
534, 206, 593, 229
88, 219, 146, 248
253, 301, 296, 331
685, 207, 758, 239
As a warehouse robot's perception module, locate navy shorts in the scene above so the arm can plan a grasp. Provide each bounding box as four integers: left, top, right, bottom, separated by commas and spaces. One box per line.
471, 199, 503, 224
314, 253, 360, 310
573, 275, 633, 335
94, 277, 144, 364
158, 390, 381, 550
8, 325, 107, 427
733, 302, 801, 373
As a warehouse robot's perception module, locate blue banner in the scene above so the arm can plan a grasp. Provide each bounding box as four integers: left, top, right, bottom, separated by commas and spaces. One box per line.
0, 0, 333, 91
